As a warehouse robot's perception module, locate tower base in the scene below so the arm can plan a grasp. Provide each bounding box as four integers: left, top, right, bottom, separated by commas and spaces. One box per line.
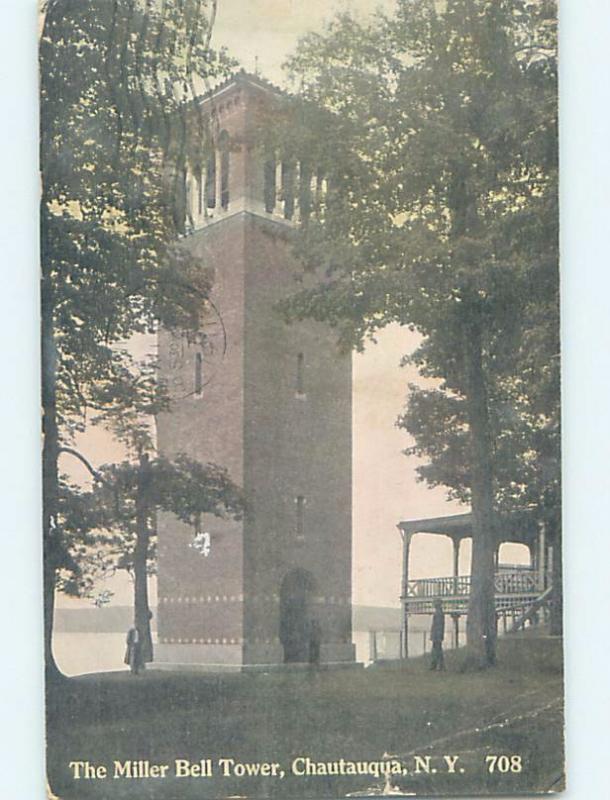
154, 641, 357, 672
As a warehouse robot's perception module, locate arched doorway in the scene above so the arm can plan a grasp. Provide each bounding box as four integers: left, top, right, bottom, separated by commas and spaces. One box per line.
279, 569, 317, 663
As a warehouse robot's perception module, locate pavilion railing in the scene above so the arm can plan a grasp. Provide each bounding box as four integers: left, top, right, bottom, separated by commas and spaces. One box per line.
406, 568, 540, 598
403, 568, 544, 614
496, 563, 536, 573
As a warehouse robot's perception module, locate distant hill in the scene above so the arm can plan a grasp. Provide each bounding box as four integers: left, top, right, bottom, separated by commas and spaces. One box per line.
352, 605, 401, 631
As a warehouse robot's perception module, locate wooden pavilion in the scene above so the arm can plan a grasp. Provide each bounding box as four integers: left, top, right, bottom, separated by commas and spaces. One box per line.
396, 511, 554, 657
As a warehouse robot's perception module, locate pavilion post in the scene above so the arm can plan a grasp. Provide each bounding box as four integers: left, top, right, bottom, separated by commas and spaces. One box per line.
538, 523, 546, 592
399, 528, 413, 659
452, 536, 460, 595
369, 631, 378, 663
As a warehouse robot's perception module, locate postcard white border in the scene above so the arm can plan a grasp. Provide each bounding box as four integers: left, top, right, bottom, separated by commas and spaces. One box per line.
1, 0, 609, 797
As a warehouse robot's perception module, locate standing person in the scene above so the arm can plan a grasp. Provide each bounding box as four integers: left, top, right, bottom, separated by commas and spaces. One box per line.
430, 599, 445, 671
124, 625, 142, 675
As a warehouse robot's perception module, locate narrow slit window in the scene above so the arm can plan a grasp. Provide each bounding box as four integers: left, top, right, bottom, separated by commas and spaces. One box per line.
185, 168, 191, 209
196, 165, 203, 216
264, 157, 277, 213
299, 161, 312, 222
219, 130, 230, 210
296, 352, 305, 396
195, 352, 203, 396
282, 161, 295, 220
205, 153, 216, 209
296, 496, 305, 540
183, 167, 191, 229
316, 173, 328, 219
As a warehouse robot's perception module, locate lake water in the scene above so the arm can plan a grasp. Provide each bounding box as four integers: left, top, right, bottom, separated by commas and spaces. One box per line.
55, 620, 464, 676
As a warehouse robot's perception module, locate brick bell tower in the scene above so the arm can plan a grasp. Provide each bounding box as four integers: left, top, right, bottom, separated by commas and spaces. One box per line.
155, 72, 355, 668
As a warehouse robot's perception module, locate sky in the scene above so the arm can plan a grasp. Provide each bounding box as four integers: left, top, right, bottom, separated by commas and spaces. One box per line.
211, 0, 397, 85
57, 0, 529, 612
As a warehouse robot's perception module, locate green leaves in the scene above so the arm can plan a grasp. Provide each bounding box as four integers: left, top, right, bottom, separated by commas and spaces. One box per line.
151, 455, 245, 523
57, 453, 244, 597
279, 0, 559, 516
40, 0, 233, 432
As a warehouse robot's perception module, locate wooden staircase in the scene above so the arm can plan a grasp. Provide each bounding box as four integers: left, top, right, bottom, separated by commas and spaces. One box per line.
509, 585, 555, 633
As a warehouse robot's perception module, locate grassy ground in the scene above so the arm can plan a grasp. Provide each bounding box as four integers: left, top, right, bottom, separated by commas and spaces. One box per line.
46, 632, 565, 799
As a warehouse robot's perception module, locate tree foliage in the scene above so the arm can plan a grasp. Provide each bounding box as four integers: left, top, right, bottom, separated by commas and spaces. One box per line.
59, 451, 244, 655
278, 0, 559, 661
41, 0, 232, 427
40, 0, 235, 676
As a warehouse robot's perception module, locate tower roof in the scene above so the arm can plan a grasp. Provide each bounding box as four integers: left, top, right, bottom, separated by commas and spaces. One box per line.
196, 69, 289, 111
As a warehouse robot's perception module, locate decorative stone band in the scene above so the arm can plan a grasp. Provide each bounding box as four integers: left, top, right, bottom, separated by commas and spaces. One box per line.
158, 637, 245, 645
160, 594, 245, 604
312, 596, 348, 605
158, 635, 353, 645
159, 594, 350, 605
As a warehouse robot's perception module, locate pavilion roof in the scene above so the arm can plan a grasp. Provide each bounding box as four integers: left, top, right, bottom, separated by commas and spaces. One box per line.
397, 509, 539, 545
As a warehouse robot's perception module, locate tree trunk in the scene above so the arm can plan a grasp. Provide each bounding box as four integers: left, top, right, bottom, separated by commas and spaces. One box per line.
463, 317, 498, 668
40, 2, 70, 686
41, 267, 63, 683
134, 453, 154, 663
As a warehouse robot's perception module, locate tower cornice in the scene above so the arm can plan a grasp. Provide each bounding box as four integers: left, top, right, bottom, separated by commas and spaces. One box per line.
195, 69, 289, 113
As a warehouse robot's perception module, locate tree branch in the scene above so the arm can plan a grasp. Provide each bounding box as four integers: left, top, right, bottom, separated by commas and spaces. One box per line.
58, 447, 106, 484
